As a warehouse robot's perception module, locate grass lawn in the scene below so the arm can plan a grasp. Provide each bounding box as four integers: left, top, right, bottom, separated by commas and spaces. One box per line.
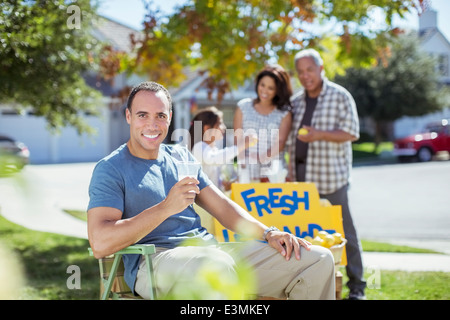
1, 212, 449, 300
0, 214, 98, 300
339, 267, 450, 300
361, 239, 441, 254
352, 141, 394, 162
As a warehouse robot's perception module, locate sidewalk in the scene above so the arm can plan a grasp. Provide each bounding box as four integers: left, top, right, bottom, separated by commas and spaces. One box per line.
1, 163, 449, 273
362, 251, 450, 272
0, 164, 89, 239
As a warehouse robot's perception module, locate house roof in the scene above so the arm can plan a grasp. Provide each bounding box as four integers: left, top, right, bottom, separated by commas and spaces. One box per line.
419, 26, 450, 51
91, 15, 142, 53
419, 27, 437, 42
86, 16, 143, 97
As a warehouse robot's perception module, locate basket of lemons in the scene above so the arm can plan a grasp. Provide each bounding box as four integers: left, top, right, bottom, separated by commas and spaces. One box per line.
304, 230, 347, 265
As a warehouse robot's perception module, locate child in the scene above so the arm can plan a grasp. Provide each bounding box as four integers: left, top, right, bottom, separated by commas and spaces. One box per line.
189, 106, 255, 191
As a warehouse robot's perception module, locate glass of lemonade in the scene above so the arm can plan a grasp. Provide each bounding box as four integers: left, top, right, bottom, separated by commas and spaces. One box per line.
177, 161, 200, 182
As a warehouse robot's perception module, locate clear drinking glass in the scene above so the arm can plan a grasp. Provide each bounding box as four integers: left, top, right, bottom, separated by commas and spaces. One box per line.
177, 161, 200, 182
172, 145, 201, 193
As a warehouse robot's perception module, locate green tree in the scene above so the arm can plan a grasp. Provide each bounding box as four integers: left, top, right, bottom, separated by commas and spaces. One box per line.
121, 0, 429, 101
335, 33, 446, 148
0, 0, 102, 134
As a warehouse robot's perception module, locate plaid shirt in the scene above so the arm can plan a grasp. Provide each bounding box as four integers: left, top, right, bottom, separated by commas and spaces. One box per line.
288, 78, 360, 195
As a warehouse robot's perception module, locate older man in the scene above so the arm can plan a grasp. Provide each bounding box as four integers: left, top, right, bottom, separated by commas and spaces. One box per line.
289, 49, 366, 300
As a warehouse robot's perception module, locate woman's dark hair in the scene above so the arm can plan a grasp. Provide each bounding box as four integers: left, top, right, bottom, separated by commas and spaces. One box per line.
126, 81, 172, 111
254, 64, 293, 111
188, 106, 222, 150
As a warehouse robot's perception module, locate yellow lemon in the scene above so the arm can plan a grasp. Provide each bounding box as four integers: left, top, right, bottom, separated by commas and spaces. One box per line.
249, 136, 258, 147
303, 236, 313, 243
323, 235, 335, 248
317, 230, 329, 240
332, 232, 344, 245
312, 236, 324, 246
298, 128, 309, 135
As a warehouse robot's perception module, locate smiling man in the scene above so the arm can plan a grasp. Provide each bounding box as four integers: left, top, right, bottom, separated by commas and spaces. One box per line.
126, 87, 172, 159
87, 81, 335, 300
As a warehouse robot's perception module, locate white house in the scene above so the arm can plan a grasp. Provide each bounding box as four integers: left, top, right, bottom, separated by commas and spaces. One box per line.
394, 9, 450, 138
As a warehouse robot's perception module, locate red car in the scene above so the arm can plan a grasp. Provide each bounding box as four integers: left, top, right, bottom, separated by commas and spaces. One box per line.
393, 119, 450, 162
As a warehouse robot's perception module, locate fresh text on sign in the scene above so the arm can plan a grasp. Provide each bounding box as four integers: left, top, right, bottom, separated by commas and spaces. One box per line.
241, 188, 310, 217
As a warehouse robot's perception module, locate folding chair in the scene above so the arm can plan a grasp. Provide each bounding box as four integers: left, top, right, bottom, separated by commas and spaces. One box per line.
88, 244, 156, 300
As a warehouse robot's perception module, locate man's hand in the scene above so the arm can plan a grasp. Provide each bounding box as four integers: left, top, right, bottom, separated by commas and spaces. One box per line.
266, 231, 311, 261
297, 126, 358, 143
296, 125, 320, 143
163, 177, 199, 214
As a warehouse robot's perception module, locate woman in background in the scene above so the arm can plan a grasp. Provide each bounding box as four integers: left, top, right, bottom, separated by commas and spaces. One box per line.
233, 64, 293, 182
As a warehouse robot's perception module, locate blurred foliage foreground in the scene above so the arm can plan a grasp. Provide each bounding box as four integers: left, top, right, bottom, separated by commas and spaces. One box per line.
0, 214, 257, 300
1, 213, 449, 300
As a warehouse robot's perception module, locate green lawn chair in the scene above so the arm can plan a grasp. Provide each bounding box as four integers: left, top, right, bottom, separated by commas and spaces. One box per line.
88, 244, 156, 300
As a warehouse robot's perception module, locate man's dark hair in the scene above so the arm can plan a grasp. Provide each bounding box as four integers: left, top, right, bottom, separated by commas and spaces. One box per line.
126, 81, 173, 111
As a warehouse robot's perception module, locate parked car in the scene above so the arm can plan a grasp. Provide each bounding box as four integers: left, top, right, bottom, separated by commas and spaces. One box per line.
393, 119, 450, 162
0, 135, 30, 172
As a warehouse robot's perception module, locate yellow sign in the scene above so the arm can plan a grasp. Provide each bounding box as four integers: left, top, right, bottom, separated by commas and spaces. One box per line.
213, 182, 347, 265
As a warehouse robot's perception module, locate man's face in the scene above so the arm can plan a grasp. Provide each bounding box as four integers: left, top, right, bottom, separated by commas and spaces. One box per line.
126, 90, 172, 159
295, 56, 324, 98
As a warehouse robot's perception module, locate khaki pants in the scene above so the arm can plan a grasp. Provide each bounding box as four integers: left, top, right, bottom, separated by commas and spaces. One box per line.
135, 241, 335, 300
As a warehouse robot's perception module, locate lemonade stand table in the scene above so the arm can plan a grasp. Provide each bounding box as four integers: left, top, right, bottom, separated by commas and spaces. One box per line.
197, 181, 347, 299
215, 182, 346, 263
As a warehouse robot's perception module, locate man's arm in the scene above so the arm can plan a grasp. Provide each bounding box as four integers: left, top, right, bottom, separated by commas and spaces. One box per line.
297, 91, 359, 144
195, 184, 311, 261
88, 177, 200, 259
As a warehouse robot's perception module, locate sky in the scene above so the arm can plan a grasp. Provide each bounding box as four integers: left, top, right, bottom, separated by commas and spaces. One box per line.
96, 0, 450, 41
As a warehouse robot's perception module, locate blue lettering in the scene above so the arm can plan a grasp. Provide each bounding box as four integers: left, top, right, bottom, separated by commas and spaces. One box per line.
307, 224, 336, 237
224, 224, 337, 242
222, 229, 230, 242
297, 226, 310, 238
283, 226, 292, 234
268, 188, 283, 208
241, 188, 272, 217
279, 195, 296, 215
308, 224, 322, 238
284, 225, 312, 238
241, 189, 256, 211
241, 188, 310, 217
295, 191, 310, 211
253, 196, 272, 217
